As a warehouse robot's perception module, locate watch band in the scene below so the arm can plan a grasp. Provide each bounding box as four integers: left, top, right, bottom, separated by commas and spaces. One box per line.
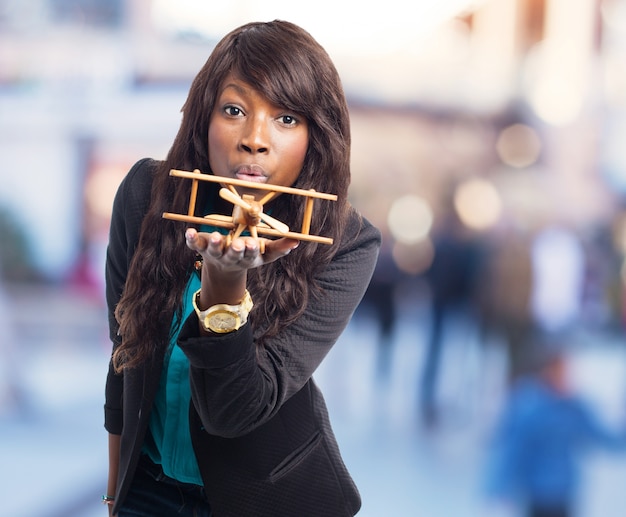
192, 289, 253, 333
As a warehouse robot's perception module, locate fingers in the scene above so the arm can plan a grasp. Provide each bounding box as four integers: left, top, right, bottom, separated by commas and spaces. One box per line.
185, 228, 208, 251
185, 229, 299, 269
185, 228, 261, 267
185, 228, 225, 257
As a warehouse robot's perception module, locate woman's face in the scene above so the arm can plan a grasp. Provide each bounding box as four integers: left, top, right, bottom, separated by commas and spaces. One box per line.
208, 74, 309, 201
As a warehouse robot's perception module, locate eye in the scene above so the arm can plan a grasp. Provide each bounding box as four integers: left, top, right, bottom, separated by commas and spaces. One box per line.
224, 105, 244, 117
279, 114, 298, 126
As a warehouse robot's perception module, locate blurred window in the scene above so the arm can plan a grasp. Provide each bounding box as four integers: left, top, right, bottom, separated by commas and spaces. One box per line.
49, 0, 123, 27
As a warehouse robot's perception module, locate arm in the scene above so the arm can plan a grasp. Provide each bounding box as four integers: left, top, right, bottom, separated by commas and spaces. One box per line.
104, 159, 155, 431
573, 398, 626, 451
106, 433, 121, 516
179, 212, 381, 437
103, 159, 155, 509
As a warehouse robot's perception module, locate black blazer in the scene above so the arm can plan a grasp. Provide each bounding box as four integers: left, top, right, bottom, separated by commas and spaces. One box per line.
104, 159, 381, 516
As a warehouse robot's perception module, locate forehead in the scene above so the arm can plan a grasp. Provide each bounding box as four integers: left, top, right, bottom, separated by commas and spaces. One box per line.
218, 73, 248, 94
216, 74, 269, 104
217, 70, 299, 110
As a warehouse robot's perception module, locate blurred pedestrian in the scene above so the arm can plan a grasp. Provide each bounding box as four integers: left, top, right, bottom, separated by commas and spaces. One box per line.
484, 339, 626, 517
362, 236, 402, 379
0, 257, 28, 418
480, 228, 535, 383
421, 207, 483, 425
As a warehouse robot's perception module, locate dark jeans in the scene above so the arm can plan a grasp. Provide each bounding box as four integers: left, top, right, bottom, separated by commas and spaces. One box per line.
118, 455, 212, 517
528, 503, 569, 517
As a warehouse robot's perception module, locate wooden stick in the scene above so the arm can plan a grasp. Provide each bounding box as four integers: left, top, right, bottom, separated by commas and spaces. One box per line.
170, 169, 337, 200
302, 196, 314, 235
249, 225, 258, 240
220, 188, 252, 211
188, 178, 198, 216
162, 212, 333, 244
258, 191, 277, 205
233, 223, 246, 240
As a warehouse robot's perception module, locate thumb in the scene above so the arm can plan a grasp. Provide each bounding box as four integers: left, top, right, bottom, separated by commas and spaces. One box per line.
263, 238, 300, 260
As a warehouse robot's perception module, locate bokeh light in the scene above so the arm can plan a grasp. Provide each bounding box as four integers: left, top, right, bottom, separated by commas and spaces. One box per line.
495, 123, 542, 168
387, 194, 434, 244
392, 238, 435, 275
453, 178, 502, 231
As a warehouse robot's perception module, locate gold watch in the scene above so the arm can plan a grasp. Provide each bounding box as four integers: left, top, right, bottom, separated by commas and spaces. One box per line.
192, 289, 253, 333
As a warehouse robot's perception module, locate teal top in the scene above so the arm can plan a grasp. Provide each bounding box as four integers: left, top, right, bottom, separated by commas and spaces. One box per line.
143, 271, 204, 485
143, 212, 238, 485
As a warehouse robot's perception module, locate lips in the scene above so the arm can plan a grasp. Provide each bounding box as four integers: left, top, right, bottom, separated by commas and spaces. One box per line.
234, 164, 268, 184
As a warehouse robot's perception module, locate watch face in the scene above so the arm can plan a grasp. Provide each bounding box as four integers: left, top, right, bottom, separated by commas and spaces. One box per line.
207, 310, 240, 333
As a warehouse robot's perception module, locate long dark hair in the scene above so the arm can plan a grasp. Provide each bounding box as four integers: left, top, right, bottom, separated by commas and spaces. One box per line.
112, 20, 352, 371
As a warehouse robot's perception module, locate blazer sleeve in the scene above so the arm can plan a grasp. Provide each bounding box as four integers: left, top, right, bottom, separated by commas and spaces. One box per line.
178, 209, 381, 438
104, 158, 155, 434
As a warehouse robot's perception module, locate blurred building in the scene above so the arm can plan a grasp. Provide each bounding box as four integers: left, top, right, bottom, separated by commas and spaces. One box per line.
0, 0, 625, 327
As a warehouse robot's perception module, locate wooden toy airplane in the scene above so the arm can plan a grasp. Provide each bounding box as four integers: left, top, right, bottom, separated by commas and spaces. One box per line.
162, 169, 338, 248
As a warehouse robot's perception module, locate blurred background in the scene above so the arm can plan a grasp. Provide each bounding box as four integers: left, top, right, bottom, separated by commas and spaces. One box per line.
2, 0, 626, 516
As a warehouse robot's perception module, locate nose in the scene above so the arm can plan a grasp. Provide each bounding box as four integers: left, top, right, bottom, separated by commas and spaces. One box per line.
240, 116, 269, 154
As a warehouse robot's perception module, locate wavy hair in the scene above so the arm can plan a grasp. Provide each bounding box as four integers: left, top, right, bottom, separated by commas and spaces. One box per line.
112, 20, 351, 371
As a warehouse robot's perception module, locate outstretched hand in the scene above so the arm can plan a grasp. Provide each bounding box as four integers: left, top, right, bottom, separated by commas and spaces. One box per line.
185, 228, 299, 273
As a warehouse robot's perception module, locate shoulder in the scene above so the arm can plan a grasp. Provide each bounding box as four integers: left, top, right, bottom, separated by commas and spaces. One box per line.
324, 206, 381, 279
116, 158, 159, 204
340, 206, 382, 253
112, 158, 160, 222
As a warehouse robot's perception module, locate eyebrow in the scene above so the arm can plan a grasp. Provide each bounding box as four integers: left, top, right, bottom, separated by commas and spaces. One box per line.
221, 82, 248, 95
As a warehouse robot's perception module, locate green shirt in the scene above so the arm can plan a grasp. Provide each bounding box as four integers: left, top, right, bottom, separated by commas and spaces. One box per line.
143, 271, 204, 485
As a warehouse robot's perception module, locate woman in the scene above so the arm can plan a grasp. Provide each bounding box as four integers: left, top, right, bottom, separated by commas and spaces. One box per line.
104, 20, 381, 517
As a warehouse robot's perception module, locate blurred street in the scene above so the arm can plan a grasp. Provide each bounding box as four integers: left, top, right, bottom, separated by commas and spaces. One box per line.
2, 1, 626, 516
2, 284, 626, 517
